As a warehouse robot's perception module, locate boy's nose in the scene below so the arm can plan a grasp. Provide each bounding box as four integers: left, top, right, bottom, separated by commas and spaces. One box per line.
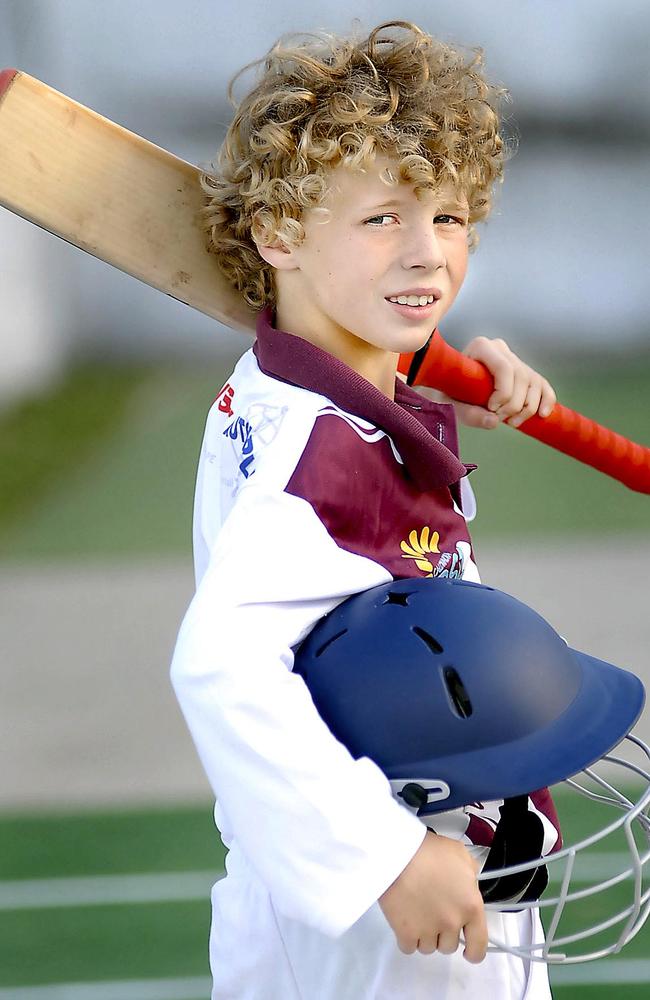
401, 230, 446, 270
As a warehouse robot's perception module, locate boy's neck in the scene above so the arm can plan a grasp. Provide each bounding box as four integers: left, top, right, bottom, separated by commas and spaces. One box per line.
273, 305, 399, 401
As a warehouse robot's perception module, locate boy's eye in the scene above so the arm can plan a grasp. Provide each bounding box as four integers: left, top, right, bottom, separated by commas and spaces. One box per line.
364, 214, 467, 227
435, 214, 464, 225
364, 214, 395, 226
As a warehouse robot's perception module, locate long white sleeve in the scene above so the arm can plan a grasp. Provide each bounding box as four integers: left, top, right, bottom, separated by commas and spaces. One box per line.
170, 482, 426, 937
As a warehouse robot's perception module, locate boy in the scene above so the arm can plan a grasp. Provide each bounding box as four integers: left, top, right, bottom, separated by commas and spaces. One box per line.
170, 20, 557, 999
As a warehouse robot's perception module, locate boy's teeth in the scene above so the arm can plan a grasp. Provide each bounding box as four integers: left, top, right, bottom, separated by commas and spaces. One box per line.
388, 294, 435, 306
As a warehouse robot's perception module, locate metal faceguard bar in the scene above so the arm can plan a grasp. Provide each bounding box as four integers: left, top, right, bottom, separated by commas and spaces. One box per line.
481, 733, 650, 964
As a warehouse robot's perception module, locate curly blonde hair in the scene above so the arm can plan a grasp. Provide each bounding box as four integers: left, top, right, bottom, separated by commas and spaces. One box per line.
200, 19, 512, 312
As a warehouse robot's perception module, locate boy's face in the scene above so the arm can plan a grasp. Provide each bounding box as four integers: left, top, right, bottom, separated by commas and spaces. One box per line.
256, 153, 469, 397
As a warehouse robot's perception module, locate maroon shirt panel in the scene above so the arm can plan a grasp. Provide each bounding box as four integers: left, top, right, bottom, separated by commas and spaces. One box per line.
286, 412, 474, 580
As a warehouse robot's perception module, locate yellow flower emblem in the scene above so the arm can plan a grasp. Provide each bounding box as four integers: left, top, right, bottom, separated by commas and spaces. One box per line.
400, 526, 440, 576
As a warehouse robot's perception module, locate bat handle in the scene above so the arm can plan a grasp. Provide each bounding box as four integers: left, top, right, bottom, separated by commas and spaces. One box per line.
399, 332, 650, 495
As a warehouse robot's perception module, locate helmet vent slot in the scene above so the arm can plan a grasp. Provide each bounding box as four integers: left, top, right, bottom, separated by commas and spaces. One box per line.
443, 667, 473, 718
315, 628, 347, 658
384, 591, 412, 606
412, 626, 444, 655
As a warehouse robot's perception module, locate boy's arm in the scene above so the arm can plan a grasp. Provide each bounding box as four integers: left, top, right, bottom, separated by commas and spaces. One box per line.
170, 483, 427, 938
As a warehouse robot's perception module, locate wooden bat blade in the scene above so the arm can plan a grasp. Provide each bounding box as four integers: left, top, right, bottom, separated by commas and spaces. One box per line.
0, 68, 257, 331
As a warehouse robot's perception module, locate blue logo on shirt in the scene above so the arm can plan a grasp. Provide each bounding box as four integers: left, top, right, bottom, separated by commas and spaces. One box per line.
224, 416, 255, 478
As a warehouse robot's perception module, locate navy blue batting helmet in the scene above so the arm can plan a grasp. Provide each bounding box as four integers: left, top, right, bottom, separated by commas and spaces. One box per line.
294, 578, 650, 963
293, 577, 645, 813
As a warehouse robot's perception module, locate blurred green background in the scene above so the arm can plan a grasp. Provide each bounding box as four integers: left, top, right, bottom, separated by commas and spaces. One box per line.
0, 354, 648, 559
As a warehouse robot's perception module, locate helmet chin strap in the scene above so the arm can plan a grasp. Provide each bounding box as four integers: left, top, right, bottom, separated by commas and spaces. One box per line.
480, 796, 549, 905
393, 781, 550, 905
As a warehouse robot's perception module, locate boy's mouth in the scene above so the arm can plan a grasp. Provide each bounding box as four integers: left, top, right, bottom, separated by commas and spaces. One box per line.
386, 289, 441, 304
385, 297, 439, 318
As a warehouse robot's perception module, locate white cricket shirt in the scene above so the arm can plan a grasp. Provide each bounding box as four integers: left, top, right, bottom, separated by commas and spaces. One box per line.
170, 307, 554, 999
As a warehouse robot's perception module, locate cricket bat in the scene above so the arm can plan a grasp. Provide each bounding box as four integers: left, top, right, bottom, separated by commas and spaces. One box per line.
1, 68, 648, 493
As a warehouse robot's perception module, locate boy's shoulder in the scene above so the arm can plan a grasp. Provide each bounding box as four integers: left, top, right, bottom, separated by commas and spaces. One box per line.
204, 344, 382, 493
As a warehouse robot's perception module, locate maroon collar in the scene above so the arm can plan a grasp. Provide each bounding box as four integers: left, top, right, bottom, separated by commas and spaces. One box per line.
253, 306, 472, 491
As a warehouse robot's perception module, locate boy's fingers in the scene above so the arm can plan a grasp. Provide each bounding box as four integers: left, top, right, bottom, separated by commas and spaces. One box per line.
539, 380, 557, 418
395, 930, 418, 955
462, 911, 489, 964
506, 380, 543, 427
436, 929, 462, 955
508, 376, 557, 427
463, 336, 516, 412
453, 402, 500, 429
495, 369, 532, 420
417, 934, 439, 955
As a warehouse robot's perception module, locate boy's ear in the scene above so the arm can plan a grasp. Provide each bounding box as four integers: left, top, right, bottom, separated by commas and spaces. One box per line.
254, 236, 299, 271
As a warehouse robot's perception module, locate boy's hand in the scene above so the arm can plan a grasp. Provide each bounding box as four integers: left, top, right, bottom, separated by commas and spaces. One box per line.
411, 335, 556, 430
460, 335, 556, 429
378, 830, 488, 962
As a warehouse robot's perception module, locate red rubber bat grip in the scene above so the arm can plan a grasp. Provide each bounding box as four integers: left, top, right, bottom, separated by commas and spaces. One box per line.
398, 332, 650, 494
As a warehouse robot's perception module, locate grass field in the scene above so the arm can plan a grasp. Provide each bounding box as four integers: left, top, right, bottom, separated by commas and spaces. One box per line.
0, 787, 648, 998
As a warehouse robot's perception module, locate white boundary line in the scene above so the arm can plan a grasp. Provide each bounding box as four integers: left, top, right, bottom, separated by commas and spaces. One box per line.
0, 853, 633, 911
551, 958, 650, 984
546, 852, 633, 882
0, 870, 223, 910
1, 961, 650, 998
0, 977, 212, 999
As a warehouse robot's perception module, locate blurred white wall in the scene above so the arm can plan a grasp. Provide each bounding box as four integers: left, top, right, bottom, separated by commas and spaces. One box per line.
0, 0, 648, 405
0, 214, 72, 407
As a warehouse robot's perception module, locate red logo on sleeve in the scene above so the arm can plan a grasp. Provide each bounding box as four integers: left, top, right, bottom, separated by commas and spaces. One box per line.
215, 382, 235, 418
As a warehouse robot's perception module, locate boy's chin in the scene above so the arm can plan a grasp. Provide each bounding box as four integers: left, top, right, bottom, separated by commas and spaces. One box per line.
394, 330, 437, 354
